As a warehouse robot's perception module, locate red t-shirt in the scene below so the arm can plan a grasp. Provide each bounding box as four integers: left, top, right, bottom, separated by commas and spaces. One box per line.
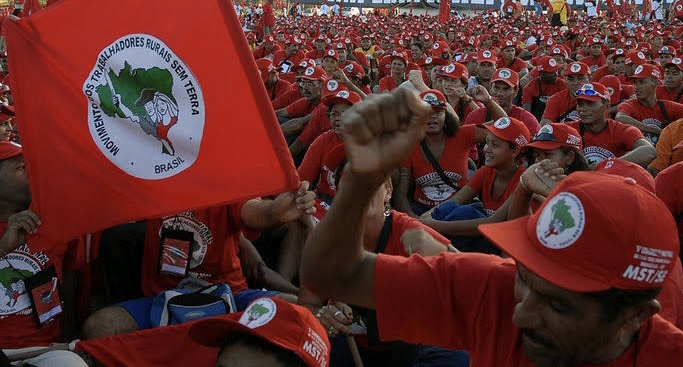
567, 119, 644, 165
617, 99, 683, 145
582, 54, 607, 74
382, 211, 450, 256
379, 75, 401, 93
655, 162, 683, 253
297, 130, 343, 198
467, 165, 524, 214
521, 78, 568, 105
0, 224, 66, 348
252, 45, 280, 60
465, 106, 541, 136
297, 105, 331, 146
262, 2, 275, 27
374, 253, 683, 365
542, 89, 580, 123
265, 79, 293, 101
272, 50, 305, 74
286, 97, 319, 118
592, 65, 611, 82
305, 49, 328, 65
496, 57, 527, 73
272, 87, 302, 110
657, 86, 683, 104
401, 125, 478, 207
141, 206, 248, 296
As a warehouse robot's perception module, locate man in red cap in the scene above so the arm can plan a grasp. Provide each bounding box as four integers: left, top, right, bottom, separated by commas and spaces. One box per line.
497, 39, 528, 78
0, 142, 88, 366
567, 82, 656, 167
467, 49, 497, 92
256, 58, 293, 102
541, 61, 591, 125
522, 56, 567, 122
657, 58, 683, 104
0, 107, 14, 142
615, 64, 683, 146
582, 37, 607, 74
277, 66, 327, 143
301, 88, 683, 367
189, 297, 330, 367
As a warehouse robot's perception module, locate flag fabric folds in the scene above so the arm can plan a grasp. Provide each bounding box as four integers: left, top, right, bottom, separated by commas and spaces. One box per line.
5, 0, 298, 249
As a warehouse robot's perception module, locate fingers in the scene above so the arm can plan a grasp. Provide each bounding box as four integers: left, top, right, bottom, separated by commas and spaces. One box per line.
317, 305, 353, 337
8, 210, 41, 234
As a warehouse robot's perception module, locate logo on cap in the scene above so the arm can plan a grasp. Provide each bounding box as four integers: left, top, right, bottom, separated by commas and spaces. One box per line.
570, 63, 581, 73
637, 52, 645, 59
327, 50, 335, 56
498, 69, 511, 79
548, 59, 557, 67
305, 67, 315, 76
552, 47, 561, 54
433, 43, 440, 49
536, 192, 586, 249
326, 79, 339, 91
423, 92, 439, 103
239, 298, 277, 329
494, 117, 511, 129
444, 64, 456, 73
483, 50, 492, 58
299, 60, 309, 67
336, 90, 350, 98
345, 64, 354, 72
425, 56, 433, 64
635, 65, 643, 75
538, 124, 554, 134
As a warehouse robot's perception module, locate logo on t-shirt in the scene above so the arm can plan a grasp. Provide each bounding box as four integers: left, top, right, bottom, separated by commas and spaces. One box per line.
416, 172, 461, 204
0, 245, 49, 317
583, 145, 615, 165
536, 192, 586, 249
83, 34, 205, 180
160, 213, 213, 269
641, 118, 663, 145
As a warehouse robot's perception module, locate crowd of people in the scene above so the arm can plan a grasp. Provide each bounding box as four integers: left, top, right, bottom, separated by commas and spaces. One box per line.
0, 1, 682, 366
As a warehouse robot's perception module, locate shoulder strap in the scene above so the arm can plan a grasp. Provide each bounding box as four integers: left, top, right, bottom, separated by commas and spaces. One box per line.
675, 88, 683, 104
557, 104, 576, 122
421, 140, 458, 190
373, 213, 393, 254
579, 121, 586, 145
657, 100, 671, 127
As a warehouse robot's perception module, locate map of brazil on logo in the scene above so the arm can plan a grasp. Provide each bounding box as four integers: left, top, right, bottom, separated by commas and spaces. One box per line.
83, 34, 205, 180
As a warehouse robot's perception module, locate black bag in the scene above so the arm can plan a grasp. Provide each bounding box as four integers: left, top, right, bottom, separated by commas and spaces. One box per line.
530, 79, 547, 121
551, 12, 562, 26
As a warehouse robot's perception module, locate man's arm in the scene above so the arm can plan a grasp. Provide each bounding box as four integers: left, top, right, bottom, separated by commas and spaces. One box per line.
241, 182, 316, 231
615, 112, 663, 135
620, 138, 657, 167
281, 113, 313, 136
275, 107, 290, 117
300, 89, 431, 308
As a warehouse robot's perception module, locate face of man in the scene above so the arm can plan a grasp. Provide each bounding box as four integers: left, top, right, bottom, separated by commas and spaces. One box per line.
612, 56, 626, 74
664, 66, 683, 89
360, 39, 372, 50
633, 77, 658, 101
576, 98, 608, 126
410, 45, 423, 59
0, 119, 12, 141
217, 342, 287, 367
502, 47, 516, 61
512, 266, 627, 367
321, 57, 337, 73
659, 54, 673, 66
144, 101, 156, 116
337, 48, 347, 63
285, 43, 298, 56
540, 71, 558, 84
477, 62, 496, 81
566, 74, 590, 97
589, 44, 602, 58
276, 33, 286, 43
0, 155, 31, 211
315, 40, 326, 52
652, 36, 664, 48
490, 81, 517, 109
302, 79, 322, 101
481, 39, 493, 49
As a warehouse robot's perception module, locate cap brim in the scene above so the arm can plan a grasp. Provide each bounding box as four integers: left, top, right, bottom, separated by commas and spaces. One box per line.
491, 78, 516, 87
524, 140, 567, 151
479, 217, 610, 292
575, 95, 603, 102
188, 315, 248, 348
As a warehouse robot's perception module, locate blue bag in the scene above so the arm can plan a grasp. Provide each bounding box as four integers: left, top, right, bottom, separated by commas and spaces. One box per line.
150, 280, 237, 327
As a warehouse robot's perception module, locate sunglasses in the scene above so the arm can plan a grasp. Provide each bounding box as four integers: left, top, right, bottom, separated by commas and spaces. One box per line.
575, 89, 607, 99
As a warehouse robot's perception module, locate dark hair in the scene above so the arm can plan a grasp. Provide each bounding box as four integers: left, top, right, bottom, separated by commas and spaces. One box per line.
444, 110, 458, 137
219, 333, 307, 367
585, 287, 662, 324
523, 147, 590, 175
411, 41, 424, 51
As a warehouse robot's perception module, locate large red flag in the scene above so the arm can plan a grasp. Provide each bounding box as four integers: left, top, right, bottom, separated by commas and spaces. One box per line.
5, 0, 298, 249
439, 0, 450, 23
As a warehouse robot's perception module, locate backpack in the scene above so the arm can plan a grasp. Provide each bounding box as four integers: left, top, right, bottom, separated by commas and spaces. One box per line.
149, 279, 237, 327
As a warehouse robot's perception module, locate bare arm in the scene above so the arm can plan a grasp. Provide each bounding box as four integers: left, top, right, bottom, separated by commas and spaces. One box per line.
620, 138, 657, 168
275, 107, 290, 117
540, 118, 553, 126
394, 166, 418, 217
470, 85, 507, 122
300, 89, 431, 307
614, 112, 663, 135
281, 113, 313, 136
241, 182, 316, 231
289, 139, 307, 159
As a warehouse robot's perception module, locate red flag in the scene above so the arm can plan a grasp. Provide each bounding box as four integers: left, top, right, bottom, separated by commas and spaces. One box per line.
439, 0, 450, 23
75, 319, 221, 366
20, 0, 42, 16
5, 0, 298, 249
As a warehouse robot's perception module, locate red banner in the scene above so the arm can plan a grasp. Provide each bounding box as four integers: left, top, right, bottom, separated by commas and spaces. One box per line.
5, 0, 298, 249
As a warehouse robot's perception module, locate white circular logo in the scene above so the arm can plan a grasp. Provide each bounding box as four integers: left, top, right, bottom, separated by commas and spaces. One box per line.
538, 124, 554, 135
337, 90, 350, 98
305, 67, 315, 76
300, 60, 309, 67
327, 49, 335, 57
239, 298, 277, 329
494, 117, 511, 129
345, 64, 354, 72
433, 43, 440, 49
637, 52, 645, 59
635, 65, 644, 75
548, 59, 557, 67
570, 63, 582, 73
536, 192, 586, 249
483, 50, 492, 58
674, 58, 682, 65
677, 4, 682, 10
83, 34, 205, 180
423, 92, 438, 102
327, 79, 339, 92
499, 69, 511, 79
345, 38, 350, 43
552, 47, 561, 54
425, 57, 433, 63
445, 64, 456, 73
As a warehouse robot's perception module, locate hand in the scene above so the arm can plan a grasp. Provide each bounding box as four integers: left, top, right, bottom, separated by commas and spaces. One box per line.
469, 86, 492, 103
0, 210, 41, 256
272, 181, 316, 223
520, 160, 567, 197
407, 70, 428, 92
332, 70, 350, 85
339, 88, 432, 185
314, 302, 354, 338
455, 87, 469, 101
401, 228, 448, 256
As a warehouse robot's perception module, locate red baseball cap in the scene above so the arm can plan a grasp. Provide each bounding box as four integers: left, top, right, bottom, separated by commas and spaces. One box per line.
594, 157, 655, 193
665, 57, 683, 72
440, 63, 469, 81
479, 172, 680, 292
525, 123, 582, 151
536, 56, 561, 73
342, 61, 365, 79
625, 50, 648, 65
322, 79, 347, 98
255, 58, 276, 82
477, 49, 497, 64
564, 62, 591, 76
598, 75, 623, 106
323, 49, 338, 61
0, 141, 21, 161
322, 89, 362, 107
491, 68, 519, 87
420, 89, 447, 110
295, 58, 317, 72
628, 64, 661, 80
575, 82, 610, 102
189, 298, 330, 367
300, 66, 327, 81
483, 117, 530, 148
419, 56, 449, 68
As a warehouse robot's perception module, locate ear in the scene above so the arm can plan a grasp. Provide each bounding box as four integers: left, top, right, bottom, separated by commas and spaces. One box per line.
564, 149, 576, 168
616, 299, 661, 344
